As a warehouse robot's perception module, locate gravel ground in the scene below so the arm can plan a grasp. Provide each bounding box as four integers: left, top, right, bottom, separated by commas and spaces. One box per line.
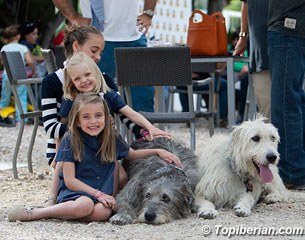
1, 121, 305, 240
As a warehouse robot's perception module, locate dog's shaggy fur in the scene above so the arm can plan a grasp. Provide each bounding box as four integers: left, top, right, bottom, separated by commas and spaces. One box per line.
195, 117, 289, 218
110, 137, 199, 225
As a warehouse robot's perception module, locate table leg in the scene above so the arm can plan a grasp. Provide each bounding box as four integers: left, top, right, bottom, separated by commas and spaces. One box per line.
226, 57, 235, 128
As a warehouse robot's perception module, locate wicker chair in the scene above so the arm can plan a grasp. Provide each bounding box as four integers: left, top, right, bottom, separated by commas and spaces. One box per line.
115, 46, 214, 150
41, 49, 58, 73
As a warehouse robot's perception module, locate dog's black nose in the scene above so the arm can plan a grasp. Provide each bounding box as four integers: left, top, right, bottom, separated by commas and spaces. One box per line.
145, 211, 156, 222
266, 153, 277, 163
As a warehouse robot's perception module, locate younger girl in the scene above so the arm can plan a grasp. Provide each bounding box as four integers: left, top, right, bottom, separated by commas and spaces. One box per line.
9, 92, 180, 222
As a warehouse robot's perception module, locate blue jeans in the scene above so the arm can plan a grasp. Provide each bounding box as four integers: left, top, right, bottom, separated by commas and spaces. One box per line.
98, 35, 154, 112
0, 72, 27, 121
268, 31, 305, 185
237, 74, 249, 122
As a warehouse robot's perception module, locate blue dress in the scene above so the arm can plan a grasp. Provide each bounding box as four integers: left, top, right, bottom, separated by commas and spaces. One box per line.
56, 131, 129, 203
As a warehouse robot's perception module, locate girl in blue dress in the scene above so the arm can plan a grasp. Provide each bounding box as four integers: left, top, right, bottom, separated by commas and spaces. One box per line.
8, 92, 181, 222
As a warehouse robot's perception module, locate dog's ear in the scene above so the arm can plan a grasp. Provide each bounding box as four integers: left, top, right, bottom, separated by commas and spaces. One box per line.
123, 179, 146, 207
226, 126, 243, 167
183, 189, 194, 214
230, 125, 243, 148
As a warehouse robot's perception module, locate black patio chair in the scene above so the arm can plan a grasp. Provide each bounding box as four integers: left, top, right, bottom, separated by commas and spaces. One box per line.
41, 48, 58, 73
115, 46, 214, 150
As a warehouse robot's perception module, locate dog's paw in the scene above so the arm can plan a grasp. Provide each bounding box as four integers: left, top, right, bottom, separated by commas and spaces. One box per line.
110, 213, 134, 225
263, 193, 282, 204
198, 209, 218, 219
233, 206, 251, 217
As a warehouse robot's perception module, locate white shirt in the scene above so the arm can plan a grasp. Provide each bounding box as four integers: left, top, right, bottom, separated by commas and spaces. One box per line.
80, 0, 142, 41
1, 42, 29, 75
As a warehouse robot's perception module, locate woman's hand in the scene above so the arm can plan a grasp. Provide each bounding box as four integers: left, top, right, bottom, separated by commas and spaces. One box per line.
233, 38, 247, 56
156, 149, 182, 168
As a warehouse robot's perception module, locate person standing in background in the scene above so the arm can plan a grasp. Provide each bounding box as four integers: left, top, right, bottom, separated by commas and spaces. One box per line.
52, 0, 158, 113
267, 0, 305, 190
233, 0, 271, 121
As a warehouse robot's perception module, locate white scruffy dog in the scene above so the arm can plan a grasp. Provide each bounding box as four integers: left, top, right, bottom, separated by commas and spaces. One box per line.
195, 117, 289, 218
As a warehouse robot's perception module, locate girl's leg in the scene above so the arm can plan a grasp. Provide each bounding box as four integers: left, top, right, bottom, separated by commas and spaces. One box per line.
81, 203, 112, 222
9, 196, 94, 222
252, 70, 271, 120
0, 73, 12, 109
15, 85, 28, 122
45, 161, 63, 206
118, 162, 128, 191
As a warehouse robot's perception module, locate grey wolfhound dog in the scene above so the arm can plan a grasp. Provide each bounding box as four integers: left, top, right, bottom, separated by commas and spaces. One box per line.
110, 137, 199, 225
195, 117, 291, 219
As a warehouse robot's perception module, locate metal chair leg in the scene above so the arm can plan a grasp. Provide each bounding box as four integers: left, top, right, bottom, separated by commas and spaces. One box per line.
13, 119, 25, 179
27, 115, 39, 173
190, 122, 195, 151
167, 90, 174, 112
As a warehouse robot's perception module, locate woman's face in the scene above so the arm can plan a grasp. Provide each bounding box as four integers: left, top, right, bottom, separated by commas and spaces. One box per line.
76, 33, 104, 63
25, 28, 39, 45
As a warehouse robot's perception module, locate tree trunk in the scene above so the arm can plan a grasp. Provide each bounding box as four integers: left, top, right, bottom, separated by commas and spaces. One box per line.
207, 0, 223, 14
41, 13, 65, 48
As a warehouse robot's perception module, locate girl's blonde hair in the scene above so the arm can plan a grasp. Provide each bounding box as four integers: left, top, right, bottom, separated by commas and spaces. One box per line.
68, 92, 116, 163
64, 52, 110, 100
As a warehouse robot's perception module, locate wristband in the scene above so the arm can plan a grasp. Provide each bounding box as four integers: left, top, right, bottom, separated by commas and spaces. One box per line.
142, 130, 149, 139
239, 32, 249, 38
94, 190, 104, 199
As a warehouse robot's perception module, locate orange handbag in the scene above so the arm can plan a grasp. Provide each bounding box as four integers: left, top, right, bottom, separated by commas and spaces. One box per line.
187, 10, 228, 56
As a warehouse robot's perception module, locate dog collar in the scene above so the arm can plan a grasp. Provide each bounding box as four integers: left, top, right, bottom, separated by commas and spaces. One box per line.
244, 179, 253, 192
227, 157, 255, 192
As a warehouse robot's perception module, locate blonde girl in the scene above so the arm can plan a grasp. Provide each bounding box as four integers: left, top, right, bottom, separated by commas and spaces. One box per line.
63, 52, 170, 140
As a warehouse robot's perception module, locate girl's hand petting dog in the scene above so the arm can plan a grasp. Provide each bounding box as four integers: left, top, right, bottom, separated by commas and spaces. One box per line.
156, 149, 182, 168
146, 126, 171, 141
97, 193, 117, 210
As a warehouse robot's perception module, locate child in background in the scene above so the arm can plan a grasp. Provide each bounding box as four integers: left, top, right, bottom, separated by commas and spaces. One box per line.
8, 92, 181, 222
0, 25, 35, 127
19, 20, 47, 78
